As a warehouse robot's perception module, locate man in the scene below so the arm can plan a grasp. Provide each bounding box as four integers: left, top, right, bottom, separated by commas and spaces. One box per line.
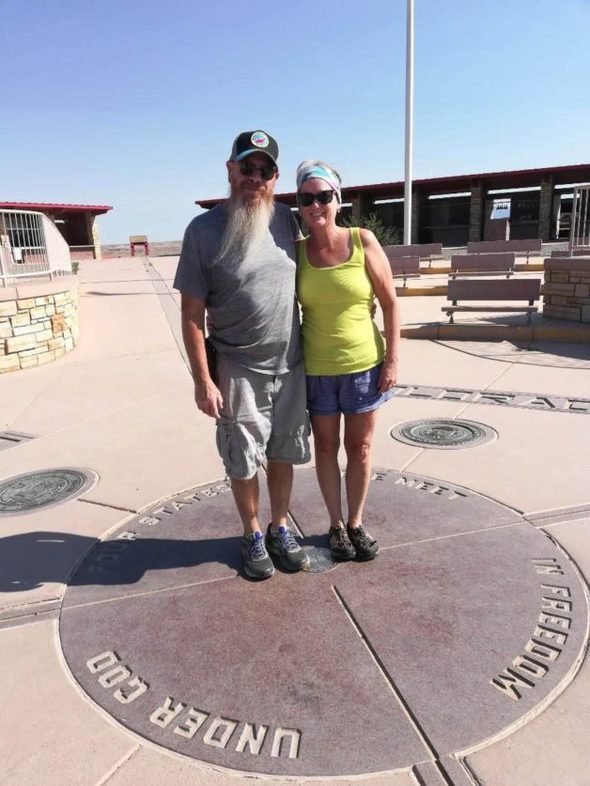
174, 130, 310, 580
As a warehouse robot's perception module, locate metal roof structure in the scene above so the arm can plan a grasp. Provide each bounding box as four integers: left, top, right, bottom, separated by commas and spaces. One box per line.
196, 162, 590, 209
0, 202, 113, 215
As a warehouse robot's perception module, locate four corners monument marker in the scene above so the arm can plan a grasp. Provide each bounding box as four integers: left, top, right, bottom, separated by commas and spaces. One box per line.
55, 466, 587, 778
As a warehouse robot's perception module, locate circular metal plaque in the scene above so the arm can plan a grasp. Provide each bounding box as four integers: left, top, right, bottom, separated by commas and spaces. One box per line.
301, 544, 339, 574
0, 468, 98, 515
391, 418, 497, 449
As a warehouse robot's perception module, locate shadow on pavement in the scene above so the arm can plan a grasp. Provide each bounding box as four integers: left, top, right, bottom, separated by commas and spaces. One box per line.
0, 531, 243, 591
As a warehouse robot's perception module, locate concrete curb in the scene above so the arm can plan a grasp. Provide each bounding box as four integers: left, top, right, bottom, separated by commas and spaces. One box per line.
401, 323, 590, 342
423, 263, 545, 275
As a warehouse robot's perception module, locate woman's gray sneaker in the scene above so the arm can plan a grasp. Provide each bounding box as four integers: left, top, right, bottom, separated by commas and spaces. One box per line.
266, 524, 310, 572
329, 524, 356, 561
241, 531, 275, 580
347, 524, 380, 560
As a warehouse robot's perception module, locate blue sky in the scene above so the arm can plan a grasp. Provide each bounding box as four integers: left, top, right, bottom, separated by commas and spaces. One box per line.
1, 0, 589, 243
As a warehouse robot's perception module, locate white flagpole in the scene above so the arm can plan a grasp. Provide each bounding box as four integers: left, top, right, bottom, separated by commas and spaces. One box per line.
404, 0, 414, 245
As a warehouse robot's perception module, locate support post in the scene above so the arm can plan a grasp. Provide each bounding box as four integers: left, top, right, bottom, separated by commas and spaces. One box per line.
403, 0, 414, 245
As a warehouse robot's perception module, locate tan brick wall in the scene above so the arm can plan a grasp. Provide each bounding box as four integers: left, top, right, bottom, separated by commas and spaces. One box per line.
0, 283, 79, 373
543, 265, 590, 322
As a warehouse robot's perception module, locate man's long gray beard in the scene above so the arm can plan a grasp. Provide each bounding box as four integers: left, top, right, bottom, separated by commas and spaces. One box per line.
215, 191, 275, 261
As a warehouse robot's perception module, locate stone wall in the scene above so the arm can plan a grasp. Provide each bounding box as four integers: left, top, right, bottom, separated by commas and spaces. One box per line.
0, 277, 79, 373
543, 258, 590, 322
469, 182, 484, 242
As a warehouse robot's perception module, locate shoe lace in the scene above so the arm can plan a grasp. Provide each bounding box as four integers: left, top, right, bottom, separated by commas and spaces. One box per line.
279, 527, 299, 552
248, 536, 267, 559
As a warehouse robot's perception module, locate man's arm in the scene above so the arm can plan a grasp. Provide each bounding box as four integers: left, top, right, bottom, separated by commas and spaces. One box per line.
180, 293, 223, 419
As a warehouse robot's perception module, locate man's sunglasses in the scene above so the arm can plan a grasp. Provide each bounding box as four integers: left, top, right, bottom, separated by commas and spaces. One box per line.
297, 190, 336, 207
239, 159, 277, 181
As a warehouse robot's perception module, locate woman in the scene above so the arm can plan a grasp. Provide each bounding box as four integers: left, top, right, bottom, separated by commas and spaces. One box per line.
296, 160, 400, 561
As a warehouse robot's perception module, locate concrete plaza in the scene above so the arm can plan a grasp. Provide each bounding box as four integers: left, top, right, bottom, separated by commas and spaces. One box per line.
1, 256, 589, 785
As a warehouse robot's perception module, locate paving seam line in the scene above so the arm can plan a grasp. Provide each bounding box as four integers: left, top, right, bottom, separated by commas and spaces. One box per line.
53, 508, 140, 597
399, 444, 426, 474
523, 504, 590, 526
258, 460, 306, 538
542, 518, 590, 531
5, 361, 63, 432
0, 598, 62, 619
459, 758, 484, 786
64, 573, 238, 612
79, 498, 138, 514
410, 764, 434, 786
331, 585, 456, 783
1, 377, 193, 445
433, 338, 590, 371
455, 354, 520, 420
143, 258, 190, 374
412, 759, 479, 786
93, 743, 141, 786
379, 520, 523, 553
0, 608, 60, 630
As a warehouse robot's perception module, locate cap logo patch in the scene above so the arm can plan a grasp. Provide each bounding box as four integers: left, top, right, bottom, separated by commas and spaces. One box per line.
251, 131, 269, 148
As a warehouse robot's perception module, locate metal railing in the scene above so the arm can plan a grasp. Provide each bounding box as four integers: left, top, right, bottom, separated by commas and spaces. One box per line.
0, 209, 72, 286
570, 185, 590, 251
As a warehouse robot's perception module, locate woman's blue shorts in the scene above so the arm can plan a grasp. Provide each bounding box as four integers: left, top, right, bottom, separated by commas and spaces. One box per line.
306, 363, 394, 416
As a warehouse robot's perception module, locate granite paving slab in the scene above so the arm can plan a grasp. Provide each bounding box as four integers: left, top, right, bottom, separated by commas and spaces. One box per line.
62, 476, 271, 608
289, 467, 521, 546
465, 517, 590, 786
406, 404, 590, 512
0, 620, 135, 785
58, 469, 588, 778
60, 575, 427, 777
335, 522, 587, 753
438, 339, 590, 370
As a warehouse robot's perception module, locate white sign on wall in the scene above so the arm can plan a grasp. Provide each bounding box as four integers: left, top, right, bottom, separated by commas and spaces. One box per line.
491, 199, 511, 220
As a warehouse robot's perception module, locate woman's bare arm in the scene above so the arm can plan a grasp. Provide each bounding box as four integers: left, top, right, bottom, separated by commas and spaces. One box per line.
360, 229, 401, 392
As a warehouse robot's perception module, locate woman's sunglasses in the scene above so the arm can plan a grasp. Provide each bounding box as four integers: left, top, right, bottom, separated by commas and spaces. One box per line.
239, 159, 277, 181
297, 190, 336, 207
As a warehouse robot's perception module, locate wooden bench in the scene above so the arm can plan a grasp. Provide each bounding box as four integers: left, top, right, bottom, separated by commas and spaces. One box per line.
449, 253, 515, 278
383, 242, 442, 267
442, 278, 541, 324
551, 248, 590, 257
466, 239, 542, 263
129, 235, 149, 256
383, 250, 420, 286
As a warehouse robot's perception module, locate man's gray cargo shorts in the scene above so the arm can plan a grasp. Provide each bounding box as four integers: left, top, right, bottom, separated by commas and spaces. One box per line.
215, 355, 311, 480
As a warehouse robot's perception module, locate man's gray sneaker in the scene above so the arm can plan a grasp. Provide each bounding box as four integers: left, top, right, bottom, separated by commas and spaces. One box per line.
241, 531, 274, 580
266, 524, 310, 572
347, 524, 380, 561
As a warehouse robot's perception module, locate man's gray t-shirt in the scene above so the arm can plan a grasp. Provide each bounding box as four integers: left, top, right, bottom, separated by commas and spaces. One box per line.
174, 202, 302, 375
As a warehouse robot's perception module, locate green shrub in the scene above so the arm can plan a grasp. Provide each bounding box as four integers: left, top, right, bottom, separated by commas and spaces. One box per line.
342, 212, 400, 247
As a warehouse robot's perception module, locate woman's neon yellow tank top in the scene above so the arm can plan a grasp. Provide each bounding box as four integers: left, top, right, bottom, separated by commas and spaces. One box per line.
296, 227, 385, 376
